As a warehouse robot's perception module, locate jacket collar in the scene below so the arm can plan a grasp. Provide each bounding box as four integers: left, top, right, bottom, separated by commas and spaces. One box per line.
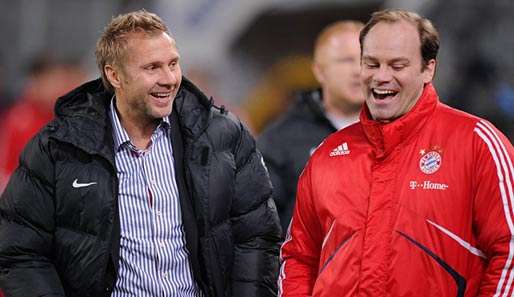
173, 77, 213, 141
301, 89, 325, 120
51, 77, 213, 164
359, 83, 439, 159
293, 89, 337, 131
53, 79, 115, 165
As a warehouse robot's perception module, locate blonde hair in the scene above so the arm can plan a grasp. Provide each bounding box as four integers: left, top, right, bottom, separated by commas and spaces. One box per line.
359, 9, 439, 69
313, 20, 364, 63
95, 9, 169, 91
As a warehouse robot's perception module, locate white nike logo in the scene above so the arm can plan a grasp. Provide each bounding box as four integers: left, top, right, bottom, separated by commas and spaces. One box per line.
72, 179, 97, 188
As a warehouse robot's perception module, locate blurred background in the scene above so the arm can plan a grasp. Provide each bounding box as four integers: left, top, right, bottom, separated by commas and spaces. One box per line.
0, 3, 511, 296
0, 0, 513, 189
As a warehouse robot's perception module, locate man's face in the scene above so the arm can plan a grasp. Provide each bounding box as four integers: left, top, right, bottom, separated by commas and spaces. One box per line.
108, 31, 182, 124
314, 30, 363, 111
360, 20, 435, 122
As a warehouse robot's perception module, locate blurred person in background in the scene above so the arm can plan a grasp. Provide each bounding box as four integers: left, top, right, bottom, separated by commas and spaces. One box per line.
0, 10, 280, 297
258, 20, 364, 234
0, 54, 86, 191
279, 9, 514, 296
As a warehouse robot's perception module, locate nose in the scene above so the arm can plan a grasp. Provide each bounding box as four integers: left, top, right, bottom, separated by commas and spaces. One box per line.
159, 66, 179, 86
373, 65, 393, 83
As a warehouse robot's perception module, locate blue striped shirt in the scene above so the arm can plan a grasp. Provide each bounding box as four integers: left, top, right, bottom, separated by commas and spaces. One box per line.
109, 98, 202, 297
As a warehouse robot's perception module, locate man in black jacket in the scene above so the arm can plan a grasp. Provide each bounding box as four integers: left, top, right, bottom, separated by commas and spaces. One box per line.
258, 21, 364, 234
0, 10, 281, 297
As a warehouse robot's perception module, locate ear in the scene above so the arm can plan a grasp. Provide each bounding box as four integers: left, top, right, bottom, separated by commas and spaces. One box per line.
422, 59, 436, 83
312, 62, 325, 85
104, 64, 122, 89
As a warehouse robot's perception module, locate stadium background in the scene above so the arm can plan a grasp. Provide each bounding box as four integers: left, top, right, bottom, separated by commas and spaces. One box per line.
0, 0, 512, 144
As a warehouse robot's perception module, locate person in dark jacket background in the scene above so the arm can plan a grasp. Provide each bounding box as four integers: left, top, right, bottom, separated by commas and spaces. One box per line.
0, 10, 281, 297
258, 21, 364, 234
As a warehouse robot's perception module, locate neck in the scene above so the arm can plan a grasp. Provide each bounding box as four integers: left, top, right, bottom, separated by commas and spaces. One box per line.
121, 117, 159, 150
115, 101, 159, 150
323, 93, 361, 119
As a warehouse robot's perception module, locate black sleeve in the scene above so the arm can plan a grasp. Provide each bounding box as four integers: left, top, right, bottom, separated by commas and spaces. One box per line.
257, 135, 290, 233
230, 123, 282, 297
0, 134, 65, 296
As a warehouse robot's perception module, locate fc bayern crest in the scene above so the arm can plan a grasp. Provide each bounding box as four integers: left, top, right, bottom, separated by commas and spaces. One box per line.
419, 151, 442, 174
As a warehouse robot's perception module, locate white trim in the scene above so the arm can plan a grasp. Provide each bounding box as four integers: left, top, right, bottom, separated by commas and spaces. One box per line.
474, 122, 514, 297
477, 122, 514, 297
480, 122, 514, 220
278, 217, 294, 297
426, 219, 486, 258
322, 220, 336, 249
278, 259, 286, 297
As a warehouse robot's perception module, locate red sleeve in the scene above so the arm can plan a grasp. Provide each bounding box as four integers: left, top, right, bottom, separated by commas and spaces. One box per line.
472, 120, 514, 296
278, 158, 323, 297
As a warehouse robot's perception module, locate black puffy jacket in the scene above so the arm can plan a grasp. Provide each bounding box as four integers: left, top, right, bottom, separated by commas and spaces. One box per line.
257, 90, 336, 234
0, 78, 281, 297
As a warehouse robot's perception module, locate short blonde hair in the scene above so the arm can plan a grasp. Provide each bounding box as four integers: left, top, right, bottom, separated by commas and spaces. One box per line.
95, 9, 169, 91
313, 20, 364, 62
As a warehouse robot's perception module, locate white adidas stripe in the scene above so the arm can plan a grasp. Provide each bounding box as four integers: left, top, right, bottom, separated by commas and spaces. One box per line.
278, 259, 286, 297
278, 217, 294, 297
480, 122, 514, 222
426, 219, 486, 258
480, 121, 514, 297
474, 121, 514, 297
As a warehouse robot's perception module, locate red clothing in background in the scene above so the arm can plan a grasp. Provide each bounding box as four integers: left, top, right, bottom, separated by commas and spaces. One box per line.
0, 99, 53, 182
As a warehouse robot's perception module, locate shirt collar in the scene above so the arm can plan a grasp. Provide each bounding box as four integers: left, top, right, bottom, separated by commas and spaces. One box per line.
109, 96, 171, 151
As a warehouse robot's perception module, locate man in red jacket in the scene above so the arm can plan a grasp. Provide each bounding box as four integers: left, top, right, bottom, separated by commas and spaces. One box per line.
279, 9, 514, 297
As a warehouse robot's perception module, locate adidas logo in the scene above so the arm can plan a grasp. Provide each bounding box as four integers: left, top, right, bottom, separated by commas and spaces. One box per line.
329, 142, 350, 157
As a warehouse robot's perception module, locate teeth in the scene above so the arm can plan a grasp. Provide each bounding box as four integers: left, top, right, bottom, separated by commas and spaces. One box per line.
373, 89, 396, 95
153, 92, 170, 98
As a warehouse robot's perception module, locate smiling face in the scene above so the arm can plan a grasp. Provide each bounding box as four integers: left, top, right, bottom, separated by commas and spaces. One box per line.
360, 20, 435, 122
105, 31, 181, 126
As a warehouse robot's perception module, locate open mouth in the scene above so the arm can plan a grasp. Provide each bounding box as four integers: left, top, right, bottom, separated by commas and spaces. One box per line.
372, 88, 398, 100
150, 92, 171, 99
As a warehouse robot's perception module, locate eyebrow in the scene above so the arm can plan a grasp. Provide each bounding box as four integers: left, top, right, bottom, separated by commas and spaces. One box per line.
361, 55, 376, 61
390, 58, 410, 64
361, 55, 410, 64
141, 56, 180, 68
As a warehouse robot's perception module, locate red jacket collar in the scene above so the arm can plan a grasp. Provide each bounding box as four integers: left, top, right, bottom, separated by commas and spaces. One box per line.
359, 83, 439, 159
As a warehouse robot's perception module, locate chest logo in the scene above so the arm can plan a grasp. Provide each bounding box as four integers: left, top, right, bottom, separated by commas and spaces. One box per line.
72, 179, 98, 188
419, 150, 442, 174
409, 180, 448, 190
329, 142, 350, 157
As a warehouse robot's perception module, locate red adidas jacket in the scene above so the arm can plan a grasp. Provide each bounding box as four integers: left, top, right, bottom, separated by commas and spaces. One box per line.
279, 84, 514, 297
